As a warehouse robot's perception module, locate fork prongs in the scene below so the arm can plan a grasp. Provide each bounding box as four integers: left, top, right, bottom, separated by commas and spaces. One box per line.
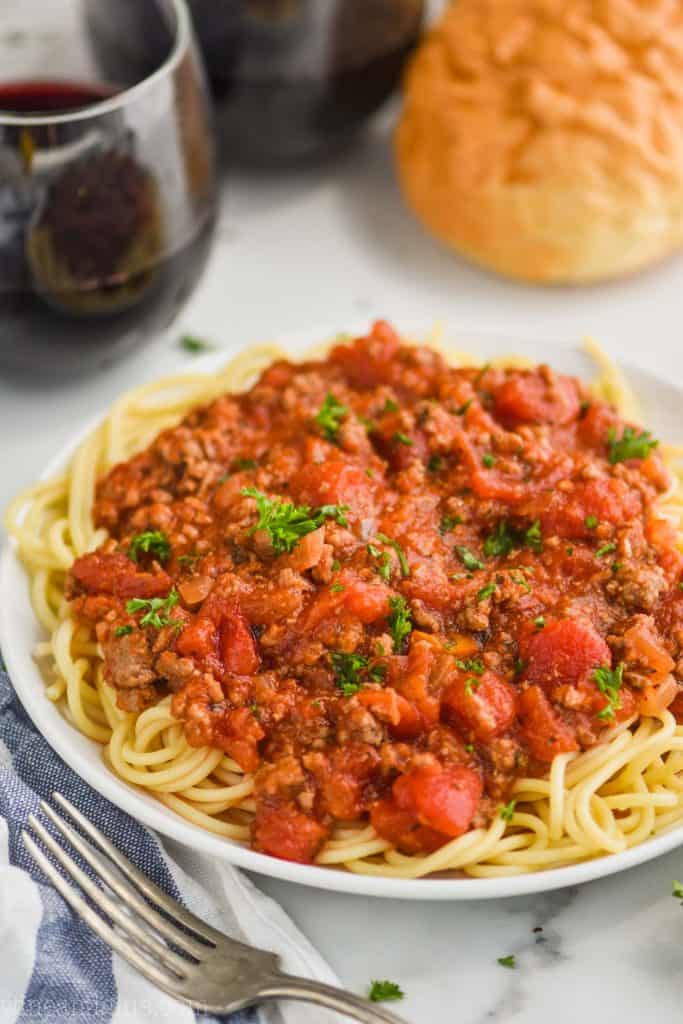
52, 792, 228, 949
22, 828, 185, 998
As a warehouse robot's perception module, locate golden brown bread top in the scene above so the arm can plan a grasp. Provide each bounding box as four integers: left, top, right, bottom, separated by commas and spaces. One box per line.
402, 0, 683, 198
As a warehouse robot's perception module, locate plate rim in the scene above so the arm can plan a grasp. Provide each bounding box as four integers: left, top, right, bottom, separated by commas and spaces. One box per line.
3, 320, 683, 900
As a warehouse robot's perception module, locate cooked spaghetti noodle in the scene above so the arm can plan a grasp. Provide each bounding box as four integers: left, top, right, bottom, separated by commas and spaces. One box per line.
7, 325, 683, 878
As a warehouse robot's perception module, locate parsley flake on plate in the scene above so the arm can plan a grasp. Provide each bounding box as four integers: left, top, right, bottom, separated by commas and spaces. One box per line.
497, 955, 516, 969
180, 334, 214, 353
376, 533, 411, 578
330, 651, 368, 697
369, 980, 404, 1003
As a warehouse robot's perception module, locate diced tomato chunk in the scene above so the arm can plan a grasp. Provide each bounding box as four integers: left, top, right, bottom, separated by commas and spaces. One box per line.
70, 551, 172, 599
290, 461, 373, 513
344, 579, 393, 623
494, 371, 580, 428
330, 320, 401, 389
356, 688, 422, 737
176, 616, 217, 659
370, 797, 447, 855
518, 685, 579, 762
443, 670, 517, 740
520, 618, 610, 692
252, 803, 327, 863
530, 477, 642, 540
219, 604, 259, 675
395, 638, 440, 727
393, 764, 482, 838
215, 706, 264, 773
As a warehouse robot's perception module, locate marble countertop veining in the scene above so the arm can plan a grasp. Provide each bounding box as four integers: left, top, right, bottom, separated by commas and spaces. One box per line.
2, 113, 683, 1024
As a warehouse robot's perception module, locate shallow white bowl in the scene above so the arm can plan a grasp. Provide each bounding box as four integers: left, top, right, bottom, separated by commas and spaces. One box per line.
3, 323, 683, 899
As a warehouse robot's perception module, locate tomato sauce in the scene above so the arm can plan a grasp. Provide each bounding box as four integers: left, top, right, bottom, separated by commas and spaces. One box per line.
68, 322, 683, 863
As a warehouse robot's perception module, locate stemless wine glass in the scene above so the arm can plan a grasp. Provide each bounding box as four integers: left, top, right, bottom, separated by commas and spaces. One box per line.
0, 0, 217, 378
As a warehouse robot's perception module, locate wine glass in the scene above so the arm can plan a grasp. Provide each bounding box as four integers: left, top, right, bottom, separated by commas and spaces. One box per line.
0, 0, 218, 378
187, 0, 426, 164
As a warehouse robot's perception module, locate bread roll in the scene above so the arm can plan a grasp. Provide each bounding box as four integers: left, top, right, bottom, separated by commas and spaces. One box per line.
396, 0, 683, 284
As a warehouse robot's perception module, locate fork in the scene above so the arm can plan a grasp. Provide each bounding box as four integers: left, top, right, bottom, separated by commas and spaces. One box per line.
23, 793, 409, 1024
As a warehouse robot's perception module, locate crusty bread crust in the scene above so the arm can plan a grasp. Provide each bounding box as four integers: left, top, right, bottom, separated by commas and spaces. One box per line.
396, 0, 683, 284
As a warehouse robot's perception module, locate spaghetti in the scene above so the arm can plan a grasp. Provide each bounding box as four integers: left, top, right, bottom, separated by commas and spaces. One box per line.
6, 324, 683, 879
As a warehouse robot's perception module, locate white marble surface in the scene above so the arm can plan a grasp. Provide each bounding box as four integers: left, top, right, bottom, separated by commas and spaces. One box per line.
3, 111, 683, 1023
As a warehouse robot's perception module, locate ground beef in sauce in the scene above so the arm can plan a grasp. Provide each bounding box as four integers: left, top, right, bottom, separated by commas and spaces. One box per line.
67, 321, 683, 864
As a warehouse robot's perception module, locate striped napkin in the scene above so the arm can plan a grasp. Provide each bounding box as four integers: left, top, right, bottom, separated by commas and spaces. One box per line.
0, 659, 344, 1024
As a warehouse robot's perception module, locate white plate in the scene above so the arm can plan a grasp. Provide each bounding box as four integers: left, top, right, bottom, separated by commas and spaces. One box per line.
3, 323, 683, 900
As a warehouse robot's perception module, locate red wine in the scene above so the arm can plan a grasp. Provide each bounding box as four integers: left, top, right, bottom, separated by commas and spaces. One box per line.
0, 78, 216, 377
0, 79, 118, 114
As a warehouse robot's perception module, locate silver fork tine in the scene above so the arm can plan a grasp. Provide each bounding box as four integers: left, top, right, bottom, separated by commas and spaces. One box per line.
52, 792, 262, 957
22, 830, 186, 999
40, 800, 208, 961
27, 814, 192, 978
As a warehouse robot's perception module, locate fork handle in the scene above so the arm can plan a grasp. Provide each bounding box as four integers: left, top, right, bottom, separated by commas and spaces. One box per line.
259, 973, 410, 1024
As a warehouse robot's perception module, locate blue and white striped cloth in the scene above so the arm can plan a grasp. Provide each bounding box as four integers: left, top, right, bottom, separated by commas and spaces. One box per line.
0, 658, 343, 1024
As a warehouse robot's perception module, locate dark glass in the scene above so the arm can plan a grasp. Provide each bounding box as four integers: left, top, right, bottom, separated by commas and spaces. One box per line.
0, 0, 217, 378
88, 0, 426, 165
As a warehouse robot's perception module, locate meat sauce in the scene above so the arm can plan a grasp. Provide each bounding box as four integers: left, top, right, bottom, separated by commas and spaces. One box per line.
68, 321, 683, 863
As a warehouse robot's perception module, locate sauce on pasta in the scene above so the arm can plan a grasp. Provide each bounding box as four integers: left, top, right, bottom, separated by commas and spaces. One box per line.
65, 321, 683, 865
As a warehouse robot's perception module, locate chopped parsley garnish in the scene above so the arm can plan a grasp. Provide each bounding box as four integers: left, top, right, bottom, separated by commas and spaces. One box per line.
672, 880, 683, 902
596, 542, 617, 558
464, 677, 481, 696
500, 800, 517, 822
455, 546, 485, 572
611, 561, 623, 574
483, 519, 543, 557
129, 530, 171, 564
382, 398, 399, 414
126, 590, 180, 630
607, 425, 658, 464
376, 533, 410, 578
585, 515, 598, 529
393, 431, 413, 446
477, 582, 497, 602
456, 399, 472, 416
533, 616, 545, 629
369, 980, 404, 1003
593, 662, 624, 720
369, 663, 387, 683
249, 703, 260, 719
514, 657, 526, 676
368, 543, 392, 581
330, 582, 345, 593
330, 651, 368, 696
315, 393, 348, 443
241, 488, 349, 555
388, 595, 412, 653
232, 457, 257, 472
455, 657, 485, 676
439, 514, 462, 534
331, 559, 341, 573
482, 453, 496, 468
524, 520, 543, 553
177, 553, 200, 568
427, 454, 444, 473
366, 468, 375, 479
180, 334, 213, 353
497, 955, 516, 969
114, 625, 133, 638
579, 399, 591, 418
465, 743, 474, 753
